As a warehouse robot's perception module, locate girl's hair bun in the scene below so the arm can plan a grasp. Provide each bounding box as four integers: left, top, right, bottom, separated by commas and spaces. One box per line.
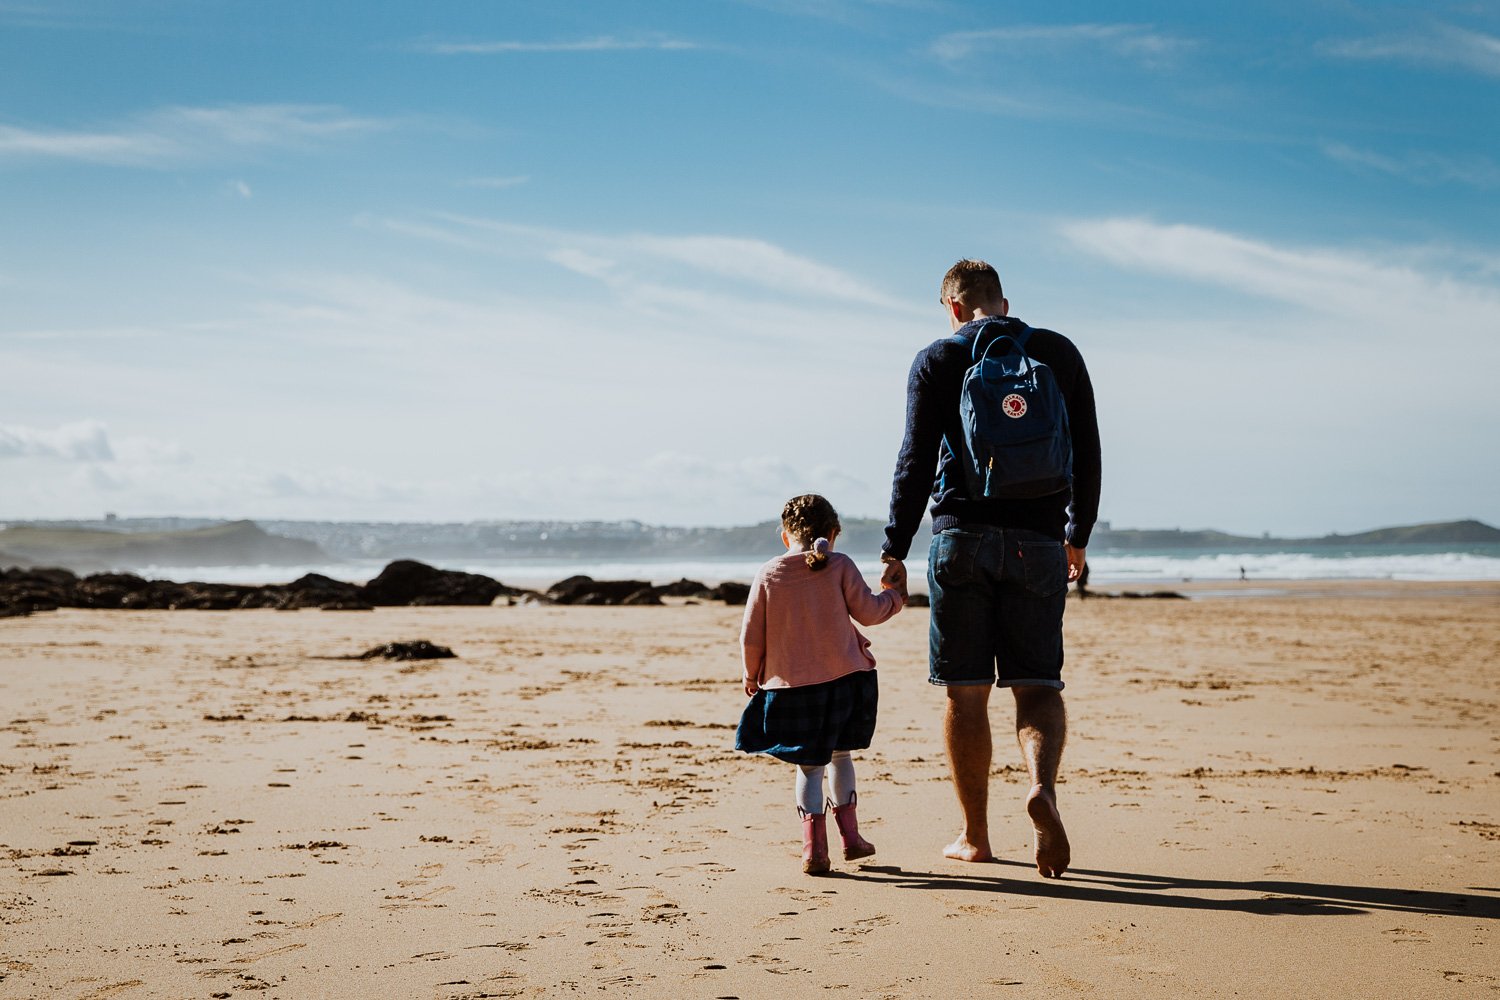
781, 494, 841, 571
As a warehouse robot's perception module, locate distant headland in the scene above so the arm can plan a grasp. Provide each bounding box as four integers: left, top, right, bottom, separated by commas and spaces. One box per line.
0, 520, 323, 572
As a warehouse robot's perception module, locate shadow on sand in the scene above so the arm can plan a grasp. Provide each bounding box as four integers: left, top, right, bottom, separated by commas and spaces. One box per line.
832, 860, 1500, 919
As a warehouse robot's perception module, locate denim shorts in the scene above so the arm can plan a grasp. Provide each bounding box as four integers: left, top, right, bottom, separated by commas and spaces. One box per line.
927, 526, 1068, 689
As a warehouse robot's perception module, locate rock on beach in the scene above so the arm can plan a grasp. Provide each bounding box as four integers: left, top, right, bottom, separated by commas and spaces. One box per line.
0, 561, 751, 612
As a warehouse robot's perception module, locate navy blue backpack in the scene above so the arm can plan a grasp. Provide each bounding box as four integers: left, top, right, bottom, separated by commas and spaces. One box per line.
948, 322, 1073, 500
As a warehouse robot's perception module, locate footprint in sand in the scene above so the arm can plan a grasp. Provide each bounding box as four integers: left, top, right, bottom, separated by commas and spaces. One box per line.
586, 912, 635, 938
462, 941, 530, 952
654, 861, 732, 879
641, 902, 686, 925
382, 884, 454, 909
230, 942, 306, 964
397, 863, 444, 887
829, 913, 892, 946
467, 844, 516, 866
74, 983, 145, 1000
660, 842, 708, 854
742, 952, 803, 975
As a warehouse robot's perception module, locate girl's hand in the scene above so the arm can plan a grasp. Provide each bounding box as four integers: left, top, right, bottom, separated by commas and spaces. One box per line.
879, 556, 905, 591
744, 678, 760, 697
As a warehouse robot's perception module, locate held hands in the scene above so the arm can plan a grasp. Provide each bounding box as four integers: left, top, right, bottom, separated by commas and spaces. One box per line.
1065, 543, 1085, 582
880, 556, 908, 599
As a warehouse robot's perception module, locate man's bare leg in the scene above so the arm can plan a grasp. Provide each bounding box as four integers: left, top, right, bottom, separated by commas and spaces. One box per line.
943, 685, 994, 862
1013, 686, 1070, 878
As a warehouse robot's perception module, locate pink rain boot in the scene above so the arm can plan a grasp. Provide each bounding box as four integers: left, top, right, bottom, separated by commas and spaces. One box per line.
830, 793, 876, 862
799, 809, 830, 875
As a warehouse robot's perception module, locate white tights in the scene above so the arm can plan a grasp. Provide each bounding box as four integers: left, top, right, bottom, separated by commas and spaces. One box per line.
796, 751, 856, 815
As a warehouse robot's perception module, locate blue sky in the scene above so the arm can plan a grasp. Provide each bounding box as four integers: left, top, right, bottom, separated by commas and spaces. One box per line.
2, 0, 1497, 535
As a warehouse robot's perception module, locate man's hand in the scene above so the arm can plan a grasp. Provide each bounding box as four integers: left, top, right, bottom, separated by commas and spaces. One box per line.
880, 556, 906, 593
744, 677, 759, 697
1065, 543, 1085, 582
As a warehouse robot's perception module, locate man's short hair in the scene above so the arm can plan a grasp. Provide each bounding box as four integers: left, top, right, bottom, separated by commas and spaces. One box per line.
940, 259, 1004, 306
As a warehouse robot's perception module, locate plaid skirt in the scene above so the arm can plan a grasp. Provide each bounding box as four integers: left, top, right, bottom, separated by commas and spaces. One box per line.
735, 669, 878, 767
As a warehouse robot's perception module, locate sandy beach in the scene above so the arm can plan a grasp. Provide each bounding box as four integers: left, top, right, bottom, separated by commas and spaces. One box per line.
3, 582, 1497, 999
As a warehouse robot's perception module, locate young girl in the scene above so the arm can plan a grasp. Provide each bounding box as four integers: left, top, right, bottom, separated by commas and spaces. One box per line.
736, 494, 905, 874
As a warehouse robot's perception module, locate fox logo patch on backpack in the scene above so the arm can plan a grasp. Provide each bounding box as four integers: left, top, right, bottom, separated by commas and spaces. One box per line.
950, 322, 1072, 500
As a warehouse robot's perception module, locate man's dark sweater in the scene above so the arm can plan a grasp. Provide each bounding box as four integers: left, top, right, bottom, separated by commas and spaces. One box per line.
882, 315, 1102, 560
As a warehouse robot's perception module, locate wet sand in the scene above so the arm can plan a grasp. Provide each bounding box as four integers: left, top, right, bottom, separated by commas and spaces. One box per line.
3, 582, 1498, 998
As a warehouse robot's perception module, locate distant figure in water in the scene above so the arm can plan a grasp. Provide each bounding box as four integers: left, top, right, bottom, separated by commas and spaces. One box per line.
735, 494, 906, 874
1239, 565, 1247, 581
1076, 560, 1090, 600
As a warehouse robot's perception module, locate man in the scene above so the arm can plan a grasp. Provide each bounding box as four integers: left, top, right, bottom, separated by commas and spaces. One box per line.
881, 259, 1101, 878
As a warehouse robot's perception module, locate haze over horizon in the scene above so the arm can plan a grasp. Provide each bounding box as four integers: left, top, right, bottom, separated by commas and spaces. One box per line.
3, 2, 1498, 538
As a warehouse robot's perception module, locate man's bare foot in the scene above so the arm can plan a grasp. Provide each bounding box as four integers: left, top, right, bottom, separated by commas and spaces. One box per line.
1025, 784, 1070, 878
942, 835, 993, 863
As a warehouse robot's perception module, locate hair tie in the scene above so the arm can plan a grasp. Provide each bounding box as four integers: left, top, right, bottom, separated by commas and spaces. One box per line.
813, 538, 830, 556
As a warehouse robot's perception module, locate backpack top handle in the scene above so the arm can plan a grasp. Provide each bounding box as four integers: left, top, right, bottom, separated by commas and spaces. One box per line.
970, 320, 1032, 362
972, 321, 1034, 373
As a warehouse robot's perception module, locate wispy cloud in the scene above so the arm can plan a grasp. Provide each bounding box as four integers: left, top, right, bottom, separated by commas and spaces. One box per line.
378, 213, 923, 317
0, 103, 389, 166
0, 421, 114, 461
931, 23, 1195, 65
414, 34, 699, 55
1323, 23, 1500, 77
1322, 141, 1500, 189
245, 270, 524, 353
1059, 217, 1500, 335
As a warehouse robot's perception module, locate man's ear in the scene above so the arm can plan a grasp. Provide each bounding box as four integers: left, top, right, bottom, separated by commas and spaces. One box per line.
999, 297, 1010, 317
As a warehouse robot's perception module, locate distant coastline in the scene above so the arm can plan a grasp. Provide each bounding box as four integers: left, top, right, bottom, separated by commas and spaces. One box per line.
1, 516, 1497, 582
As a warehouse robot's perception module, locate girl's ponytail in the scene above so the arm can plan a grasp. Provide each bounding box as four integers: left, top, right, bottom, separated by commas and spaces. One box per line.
805, 536, 831, 571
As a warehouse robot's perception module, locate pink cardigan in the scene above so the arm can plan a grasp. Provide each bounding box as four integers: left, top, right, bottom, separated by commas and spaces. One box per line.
740, 550, 904, 691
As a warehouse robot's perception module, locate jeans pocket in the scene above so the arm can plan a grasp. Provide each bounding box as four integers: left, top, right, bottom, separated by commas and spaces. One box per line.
1018, 540, 1067, 597
930, 530, 982, 587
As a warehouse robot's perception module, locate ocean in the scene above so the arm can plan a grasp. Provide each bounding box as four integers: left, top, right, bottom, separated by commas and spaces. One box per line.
133, 545, 1500, 590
